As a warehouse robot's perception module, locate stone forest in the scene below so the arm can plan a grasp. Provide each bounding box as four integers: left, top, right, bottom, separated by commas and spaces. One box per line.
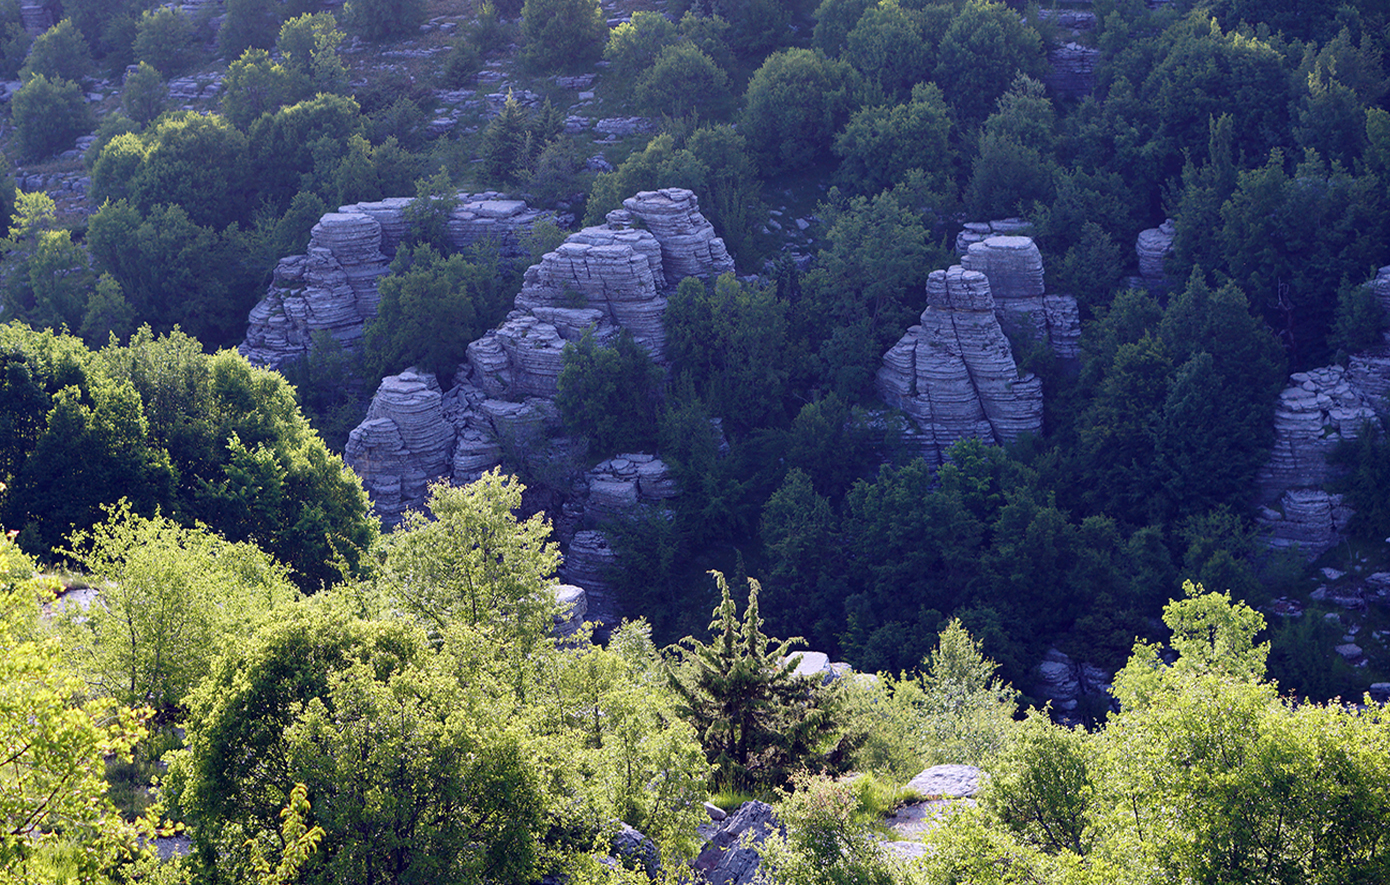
4, 0, 1390, 884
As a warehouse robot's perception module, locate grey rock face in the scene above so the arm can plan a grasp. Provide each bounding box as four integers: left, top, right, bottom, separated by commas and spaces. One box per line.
1047, 43, 1100, 98
955, 218, 1032, 255
693, 801, 779, 885
622, 188, 736, 286
959, 234, 1080, 358
344, 370, 452, 527
1255, 365, 1378, 558
1032, 648, 1113, 714
877, 266, 1043, 463
240, 193, 552, 369
562, 530, 618, 626
1136, 219, 1176, 283
552, 584, 587, 637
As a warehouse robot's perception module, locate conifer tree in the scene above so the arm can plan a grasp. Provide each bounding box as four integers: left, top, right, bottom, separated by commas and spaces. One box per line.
668, 571, 831, 791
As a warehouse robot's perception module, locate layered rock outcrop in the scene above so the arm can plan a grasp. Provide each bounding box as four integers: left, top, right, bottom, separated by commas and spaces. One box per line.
1256, 366, 1377, 557
877, 266, 1044, 463
1046, 43, 1100, 98
960, 235, 1080, 359
1136, 219, 1176, 285
240, 193, 551, 369
342, 190, 732, 601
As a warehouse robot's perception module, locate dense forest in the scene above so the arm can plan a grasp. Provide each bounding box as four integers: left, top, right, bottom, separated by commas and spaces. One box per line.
4, 0, 1390, 883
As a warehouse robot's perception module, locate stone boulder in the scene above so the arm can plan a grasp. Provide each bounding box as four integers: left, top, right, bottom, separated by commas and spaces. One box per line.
960, 235, 1080, 359
552, 584, 588, 637
344, 370, 454, 527
876, 266, 1044, 463
1136, 219, 1176, 283
1032, 648, 1114, 715
693, 801, 779, 885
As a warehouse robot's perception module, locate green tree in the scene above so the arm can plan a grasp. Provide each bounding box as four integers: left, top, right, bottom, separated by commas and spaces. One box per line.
9, 74, 90, 161
277, 12, 349, 96
86, 200, 257, 347
833, 81, 955, 196
364, 243, 510, 380
934, 0, 1046, 127
741, 48, 855, 176
80, 273, 135, 345
756, 774, 898, 885
132, 7, 195, 76
634, 42, 730, 119
62, 506, 297, 712
221, 48, 300, 129
844, 0, 937, 101
604, 10, 682, 80
521, 0, 606, 70
219, 0, 283, 55
165, 605, 551, 885
665, 273, 789, 433
0, 532, 151, 885
383, 472, 561, 648
342, 0, 426, 40
667, 571, 832, 791
556, 330, 665, 456
20, 18, 92, 83
120, 61, 165, 126
0, 0, 30, 80
983, 711, 1092, 856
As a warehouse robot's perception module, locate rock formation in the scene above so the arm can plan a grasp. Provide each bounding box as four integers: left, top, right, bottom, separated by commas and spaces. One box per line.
1032, 648, 1114, 715
1046, 43, 1100, 98
339, 189, 732, 618
877, 266, 1044, 463
693, 801, 779, 885
1255, 366, 1377, 557
954, 218, 1032, 255
960, 235, 1080, 359
1136, 218, 1176, 285
240, 193, 551, 369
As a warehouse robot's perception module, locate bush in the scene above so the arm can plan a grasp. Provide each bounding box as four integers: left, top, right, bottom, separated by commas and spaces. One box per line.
20, 18, 93, 82
11, 74, 91, 161
633, 43, 730, 119
522, 0, 606, 71
342, 0, 426, 41
604, 10, 680, 81
741, 48, 854, 176
132, 7, 196, 76
120, 61, 166, 126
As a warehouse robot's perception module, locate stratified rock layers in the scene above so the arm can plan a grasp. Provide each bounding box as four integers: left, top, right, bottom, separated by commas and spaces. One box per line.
1256, 366, 1378, 557
960, 234, 1080, 360
877, 267, 1043, 463
343, 188, 732, 536
240, 193, 551, 369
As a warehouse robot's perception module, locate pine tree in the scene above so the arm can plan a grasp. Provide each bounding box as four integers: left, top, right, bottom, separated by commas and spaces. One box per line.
668, 571, 831, 791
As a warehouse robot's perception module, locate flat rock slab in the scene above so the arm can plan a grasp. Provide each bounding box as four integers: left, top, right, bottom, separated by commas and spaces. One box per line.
907, 764, 983, 798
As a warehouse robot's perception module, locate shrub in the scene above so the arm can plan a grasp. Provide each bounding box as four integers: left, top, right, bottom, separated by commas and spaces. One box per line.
342, 0, 426, 41
11, 74, 91, 161
120, 61, 165, 126
20, 18, 93, 82
132, 7, 195, 75
521, 0, 606, 71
